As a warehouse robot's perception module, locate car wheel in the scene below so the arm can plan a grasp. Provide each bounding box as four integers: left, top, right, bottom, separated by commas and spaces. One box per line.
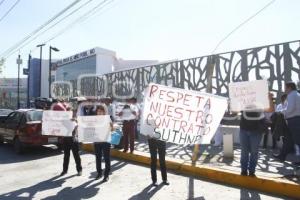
0, 136, 4, 144
14, 137, 24, 154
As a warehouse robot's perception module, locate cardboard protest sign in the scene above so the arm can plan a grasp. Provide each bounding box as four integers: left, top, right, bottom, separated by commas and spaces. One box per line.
120, 108, 136, 120
112, 103, 138, 121
77, 115, 111, 143
140, 83, 228, 145
42, 111, 75, 136
229, 79, 269, 112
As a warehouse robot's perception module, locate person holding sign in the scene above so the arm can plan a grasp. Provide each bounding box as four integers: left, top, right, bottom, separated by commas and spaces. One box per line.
119, 104, 137, 153
94, 106, 113, 182
56, 103, 82, 177
148, 136, 169, 186
239, 93, 274, 177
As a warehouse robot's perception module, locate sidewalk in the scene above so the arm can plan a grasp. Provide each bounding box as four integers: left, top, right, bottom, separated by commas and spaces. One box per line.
133, 135, 300, 182
82, 135, 300, 198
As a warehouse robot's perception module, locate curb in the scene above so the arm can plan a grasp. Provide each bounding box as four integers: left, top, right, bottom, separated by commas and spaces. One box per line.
82, 144, 300, 199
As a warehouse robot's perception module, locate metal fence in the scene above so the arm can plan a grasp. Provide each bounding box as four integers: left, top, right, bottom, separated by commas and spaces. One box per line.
54, 40, 300, 102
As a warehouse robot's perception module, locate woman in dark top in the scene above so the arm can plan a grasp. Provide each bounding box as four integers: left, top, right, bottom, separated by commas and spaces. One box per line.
239, 110, 265, 176
239, 94, 274, 177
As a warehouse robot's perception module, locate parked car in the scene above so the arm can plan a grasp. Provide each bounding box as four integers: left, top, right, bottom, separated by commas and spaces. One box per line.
0, 109, 62, 154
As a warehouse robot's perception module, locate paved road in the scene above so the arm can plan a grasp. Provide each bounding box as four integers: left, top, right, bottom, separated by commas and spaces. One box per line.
0, 144, 289, 200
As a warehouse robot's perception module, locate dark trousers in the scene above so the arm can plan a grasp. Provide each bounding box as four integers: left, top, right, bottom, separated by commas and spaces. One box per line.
148, 138, 167, 182
135, 120, 139, 140
287, 117, 300, 145
278, 132, 295, 160
123, 120, 135, 152
263, 123, 276, 148
94, 142, 111, 177
63, 137, 82, 172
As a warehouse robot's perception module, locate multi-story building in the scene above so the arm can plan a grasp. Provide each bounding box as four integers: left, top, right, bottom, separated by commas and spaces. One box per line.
53, 47, 157, 98
0, 78, 27, 109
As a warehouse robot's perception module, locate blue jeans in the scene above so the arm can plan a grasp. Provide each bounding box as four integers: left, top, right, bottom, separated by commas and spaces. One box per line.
239, 129, 262, 174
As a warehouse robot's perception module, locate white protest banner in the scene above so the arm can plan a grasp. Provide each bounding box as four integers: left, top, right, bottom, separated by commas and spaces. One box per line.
77, 115, 111, 143
229, 79, 269, 112
42, 111, 75, 136
140, 83, 228, 145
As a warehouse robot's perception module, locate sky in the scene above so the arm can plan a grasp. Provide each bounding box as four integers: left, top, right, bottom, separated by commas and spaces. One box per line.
0, 0, 299, 78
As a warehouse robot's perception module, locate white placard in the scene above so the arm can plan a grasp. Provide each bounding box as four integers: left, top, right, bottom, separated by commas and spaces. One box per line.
77, 115, 111, 143
121, 108, 136, 120
229, 79, 269, 112
140, 83, 228, 145
42, 111, 75, 136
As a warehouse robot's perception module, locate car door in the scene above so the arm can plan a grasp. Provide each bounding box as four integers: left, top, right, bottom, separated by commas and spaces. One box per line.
0, 112, 15, 140
5, 112, 22, 141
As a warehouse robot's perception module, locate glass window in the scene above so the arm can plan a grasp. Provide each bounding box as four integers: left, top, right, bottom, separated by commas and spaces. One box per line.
26, 110, 43, 121
56, 56, 97, 81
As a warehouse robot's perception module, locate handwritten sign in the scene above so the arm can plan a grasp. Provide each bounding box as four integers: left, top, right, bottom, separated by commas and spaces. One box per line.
77, 115, 111, 143
140, 83, 228, 145
42, 111, 75, 136
229, 80, 269, 112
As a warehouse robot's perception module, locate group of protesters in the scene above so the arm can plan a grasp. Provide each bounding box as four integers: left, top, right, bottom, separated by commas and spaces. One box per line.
43, 80, 300, 184
49, 96, 169, 186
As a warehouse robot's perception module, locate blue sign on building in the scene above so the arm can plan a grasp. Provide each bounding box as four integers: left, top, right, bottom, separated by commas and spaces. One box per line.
28, 58, 41, 99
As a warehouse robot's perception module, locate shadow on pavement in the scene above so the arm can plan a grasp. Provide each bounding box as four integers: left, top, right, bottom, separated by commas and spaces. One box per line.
0, 144, 62, 164
0, 174, 76, 200
128, 183, 164, 200
88, 160, 127, 179
42, 180, 99, 200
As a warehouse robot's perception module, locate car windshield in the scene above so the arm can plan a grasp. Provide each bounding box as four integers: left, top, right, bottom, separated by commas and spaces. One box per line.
0, 109, 13, 116
26, 110, 43, 121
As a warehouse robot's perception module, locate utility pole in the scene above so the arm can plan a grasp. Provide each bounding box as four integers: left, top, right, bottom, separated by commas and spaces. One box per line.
16, 54, 22, 109
36, 44, 45, 97
192, 55, 216, 163
27, 54, 31, 108
49, 46, 59, 98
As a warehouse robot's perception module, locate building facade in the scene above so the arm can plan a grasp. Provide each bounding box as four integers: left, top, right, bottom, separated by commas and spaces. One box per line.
53, 47, 157, 97
28, 58, 53, 99
0, 78, 27, 109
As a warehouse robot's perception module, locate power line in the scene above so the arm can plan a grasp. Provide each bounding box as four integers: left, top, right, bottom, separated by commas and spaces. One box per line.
26, 0, 114, 57
0, 0, 82, 58
44, 0, 114, 44
211, 0, 276, 54
0, 0, 20, 23
0, 0, 6, 7
15, 0, 95, 54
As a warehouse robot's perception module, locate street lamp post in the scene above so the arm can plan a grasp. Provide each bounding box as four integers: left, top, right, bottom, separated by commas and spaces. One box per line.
27, 54, 31, 108
36, 44, 45, 97
16, 54, 22, 109
49, 46, 59, 98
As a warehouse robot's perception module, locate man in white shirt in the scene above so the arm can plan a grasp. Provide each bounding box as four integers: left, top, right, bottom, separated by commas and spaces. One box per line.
276, 94, 287, 112
281, 82, 300, 163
